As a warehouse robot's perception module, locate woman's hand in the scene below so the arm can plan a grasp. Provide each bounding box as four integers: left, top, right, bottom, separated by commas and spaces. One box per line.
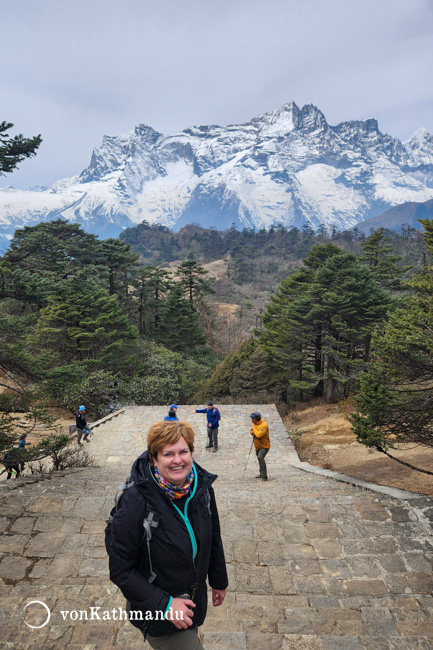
212, 588, 226, 606
166, 597, 196, 630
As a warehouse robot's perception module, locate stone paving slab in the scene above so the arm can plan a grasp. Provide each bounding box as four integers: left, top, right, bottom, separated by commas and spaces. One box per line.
0, 404, 432, 649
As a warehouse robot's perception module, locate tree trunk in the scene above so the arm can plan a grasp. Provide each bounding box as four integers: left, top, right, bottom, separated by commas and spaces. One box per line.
313, 331, 324, 397
326, 358, 335, 402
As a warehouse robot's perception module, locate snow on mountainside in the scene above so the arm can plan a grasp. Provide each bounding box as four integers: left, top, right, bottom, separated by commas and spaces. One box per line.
1, 101, 433, 239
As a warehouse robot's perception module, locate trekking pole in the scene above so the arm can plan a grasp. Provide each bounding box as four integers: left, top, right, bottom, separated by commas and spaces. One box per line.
242, 439, 254, 479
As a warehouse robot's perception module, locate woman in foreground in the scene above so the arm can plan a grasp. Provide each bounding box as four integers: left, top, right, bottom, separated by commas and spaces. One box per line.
107, 420, 228, 649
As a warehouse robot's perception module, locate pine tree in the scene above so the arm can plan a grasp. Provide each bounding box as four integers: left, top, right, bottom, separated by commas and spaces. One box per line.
308, 251, 390, 400
259, 246, 390, 402
359, 228, 411, 289
30, 277, 137, 371
259, 267, 315, 401
156, 284, 206, 353
0, 121, 42, 174
4, 220, 100, 282
177, 260, 213, 307
352, 228, 433, 473
131, 266, 173, 335
99, 238, 138, 298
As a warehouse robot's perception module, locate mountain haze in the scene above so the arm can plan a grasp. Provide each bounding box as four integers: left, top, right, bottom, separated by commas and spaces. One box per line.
352, 198, 433, 233
1, 102, 433, 240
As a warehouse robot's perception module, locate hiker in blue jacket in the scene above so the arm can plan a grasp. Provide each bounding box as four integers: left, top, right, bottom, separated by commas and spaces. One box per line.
194, 401, 220, 452
164, 409, 179, 422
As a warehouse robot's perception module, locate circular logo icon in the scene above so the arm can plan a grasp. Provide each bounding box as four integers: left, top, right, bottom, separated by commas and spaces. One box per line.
23, 600, 51, 629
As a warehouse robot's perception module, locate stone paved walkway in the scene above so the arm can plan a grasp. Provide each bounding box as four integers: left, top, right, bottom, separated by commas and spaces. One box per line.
1, 405, 433, 649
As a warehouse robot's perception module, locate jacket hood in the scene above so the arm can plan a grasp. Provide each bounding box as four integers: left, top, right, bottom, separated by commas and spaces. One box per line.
130, 449, 218, 491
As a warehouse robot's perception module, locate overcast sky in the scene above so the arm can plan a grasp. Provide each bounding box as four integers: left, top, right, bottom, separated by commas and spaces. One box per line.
2, 0, 433, 189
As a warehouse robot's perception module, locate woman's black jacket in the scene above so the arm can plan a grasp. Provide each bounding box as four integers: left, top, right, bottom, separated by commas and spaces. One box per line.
106, 450, 228, 635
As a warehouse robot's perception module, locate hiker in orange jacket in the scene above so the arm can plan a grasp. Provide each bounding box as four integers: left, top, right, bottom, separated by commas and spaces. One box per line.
250, 411, 270, 481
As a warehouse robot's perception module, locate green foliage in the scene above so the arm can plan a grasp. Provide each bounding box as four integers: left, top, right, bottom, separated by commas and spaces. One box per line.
155, 284, 206, 353
287, 426, 307, 452
0, 403, 68, 467
120, 221, 425, 282
4, 220, 100, 281
177, 260, 213, 307
30, 276, 138, 370
124, 375, 179, 406
40, 364, 86, 404
61, 370, 121, 420
124, 340, 219, 404
351, 219, 433, 473
352, 271, 433, 451
359, 228, 412, 289
196, 338, 257, 399
259, 247, 391, 402
0, 121, 42, 174
99, 237, 138, 298
0, 219, 221, 436
0, 312, 43, 381
130, 266, 174, 336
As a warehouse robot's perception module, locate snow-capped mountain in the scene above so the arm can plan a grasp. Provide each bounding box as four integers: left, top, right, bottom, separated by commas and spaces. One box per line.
2, 101, 433, 240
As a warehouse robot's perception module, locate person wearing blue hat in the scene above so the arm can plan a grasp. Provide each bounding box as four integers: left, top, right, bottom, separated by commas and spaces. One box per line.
250, 411, 270, 481
164, 409, 179, 422
76, 405, 91, 443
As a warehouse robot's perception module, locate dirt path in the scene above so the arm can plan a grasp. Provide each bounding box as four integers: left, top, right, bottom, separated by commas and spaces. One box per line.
285, 400, 433, 497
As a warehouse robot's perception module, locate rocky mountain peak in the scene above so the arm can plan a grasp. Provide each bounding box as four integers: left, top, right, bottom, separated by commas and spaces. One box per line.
2, 102, 433, 239
404, 127, 433, 166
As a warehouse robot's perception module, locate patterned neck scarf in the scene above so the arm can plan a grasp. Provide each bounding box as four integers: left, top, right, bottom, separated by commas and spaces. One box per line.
152, 465, 194, 499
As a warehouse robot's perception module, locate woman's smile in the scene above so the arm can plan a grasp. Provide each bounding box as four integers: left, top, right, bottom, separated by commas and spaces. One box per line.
154, 437, 193, 487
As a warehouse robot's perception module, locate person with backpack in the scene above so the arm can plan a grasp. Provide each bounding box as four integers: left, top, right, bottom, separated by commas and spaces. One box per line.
1, 449, 21, 480
76, 405, 91, 443
193, 401, 221, 452
164, 409, 179, 422
106, 419, 228, 649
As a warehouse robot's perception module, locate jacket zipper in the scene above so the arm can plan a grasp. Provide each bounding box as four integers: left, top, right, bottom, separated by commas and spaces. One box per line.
171, 463, 198, 562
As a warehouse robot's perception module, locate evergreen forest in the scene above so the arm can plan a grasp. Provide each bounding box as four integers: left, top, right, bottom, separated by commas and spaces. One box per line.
2, 213, 433, 473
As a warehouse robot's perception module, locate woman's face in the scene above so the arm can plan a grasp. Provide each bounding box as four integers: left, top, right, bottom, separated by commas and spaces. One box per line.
154, 436, 193, 487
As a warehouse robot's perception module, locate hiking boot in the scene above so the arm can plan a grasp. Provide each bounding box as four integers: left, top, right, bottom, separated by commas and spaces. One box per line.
255, 475, 262, 479
261, 477, 268, 481
212, 447, 218, 452
205, 443, 213, 449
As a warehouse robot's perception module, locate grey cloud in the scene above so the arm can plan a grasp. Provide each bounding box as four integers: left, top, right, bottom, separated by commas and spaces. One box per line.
1, 0, 432, 188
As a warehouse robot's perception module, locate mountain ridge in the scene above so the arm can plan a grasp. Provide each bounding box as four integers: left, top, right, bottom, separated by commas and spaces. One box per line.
352, 198, 433, 233
1, 101, 433, 240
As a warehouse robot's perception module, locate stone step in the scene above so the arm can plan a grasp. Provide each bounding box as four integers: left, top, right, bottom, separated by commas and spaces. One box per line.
0, 405, 432, 648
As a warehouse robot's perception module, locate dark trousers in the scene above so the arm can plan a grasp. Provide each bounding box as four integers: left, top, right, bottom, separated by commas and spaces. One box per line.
76, 428, 89, 443
208, 427, 218, 448
256, 448, 269, 479
146, 626, 203, 649
5, 465, 20, 480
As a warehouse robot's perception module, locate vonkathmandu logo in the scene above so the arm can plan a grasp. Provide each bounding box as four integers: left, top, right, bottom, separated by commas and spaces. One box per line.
59, 607, 183, 622
23, 601, 184, 626
23, 601, 51, 629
